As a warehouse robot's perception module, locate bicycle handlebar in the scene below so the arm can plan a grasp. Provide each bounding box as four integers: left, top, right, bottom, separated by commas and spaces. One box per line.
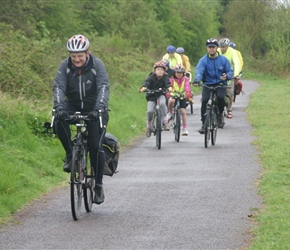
52, 110, 104, 128
199, 83, 231, 90
171, 91, 185, 99
143, 88, 166, 94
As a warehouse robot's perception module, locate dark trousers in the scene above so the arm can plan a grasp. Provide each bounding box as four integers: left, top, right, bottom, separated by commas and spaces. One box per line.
55, 107, 105, 185
200, 85, 226, 123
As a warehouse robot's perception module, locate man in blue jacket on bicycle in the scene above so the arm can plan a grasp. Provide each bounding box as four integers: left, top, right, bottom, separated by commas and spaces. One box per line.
193, 38, 233, 134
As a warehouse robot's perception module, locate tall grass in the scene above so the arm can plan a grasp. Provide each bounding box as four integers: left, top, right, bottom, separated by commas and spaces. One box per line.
0, 93, 66, 223
246, 71, 290, 249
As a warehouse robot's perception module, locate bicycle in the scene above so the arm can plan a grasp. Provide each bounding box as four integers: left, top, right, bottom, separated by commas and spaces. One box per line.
143, 89, 166, 150
52, 110, 103, 220
170, 91, 185, 142
200, 84, 230, 148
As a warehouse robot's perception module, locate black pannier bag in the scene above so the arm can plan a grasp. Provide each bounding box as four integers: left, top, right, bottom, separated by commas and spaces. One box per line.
103, 132, 121, 176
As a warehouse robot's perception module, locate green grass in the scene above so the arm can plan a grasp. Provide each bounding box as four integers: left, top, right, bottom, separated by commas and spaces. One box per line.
0, 93, 66, 223
0, 71, 149, 224
245, 71, 290, 249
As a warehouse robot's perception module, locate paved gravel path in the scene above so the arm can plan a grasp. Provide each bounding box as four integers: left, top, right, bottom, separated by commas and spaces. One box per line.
0, 80, 261, 250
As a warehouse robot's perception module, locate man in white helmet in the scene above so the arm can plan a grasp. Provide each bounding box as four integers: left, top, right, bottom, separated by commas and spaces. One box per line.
53, 34, 110, 205
217, 38, 242, 119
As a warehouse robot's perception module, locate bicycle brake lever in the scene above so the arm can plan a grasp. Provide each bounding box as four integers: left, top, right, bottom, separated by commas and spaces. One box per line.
98, 110, 103, 128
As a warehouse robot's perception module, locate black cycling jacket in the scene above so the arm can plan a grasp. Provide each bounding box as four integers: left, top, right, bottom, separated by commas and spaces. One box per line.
141, 73, 170, 102
53, 53, 110, 113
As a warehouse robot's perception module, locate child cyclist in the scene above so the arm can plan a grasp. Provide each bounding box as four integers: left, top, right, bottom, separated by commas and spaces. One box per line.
166, 64, 192, 136
140, 61, 171, 137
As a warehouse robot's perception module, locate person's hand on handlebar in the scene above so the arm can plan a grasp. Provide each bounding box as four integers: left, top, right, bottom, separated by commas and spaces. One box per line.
55, 107, 69, 120
192, 82, 200, 87
139, 87, 147, 92
88, 110, 99, 120
186, 91, 193, 100
220, 73, 227, 81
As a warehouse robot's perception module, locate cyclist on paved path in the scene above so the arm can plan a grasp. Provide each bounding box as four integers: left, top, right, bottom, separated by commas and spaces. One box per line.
176, 47, 191, 73
53, 34, 109, 205
140, 61, 171, 137
217, 38, 242, 119
166, 64, 192, 136
162, 45, 183, 69
229, 41, 244, 102
193, 38, 233, 134
229, 41, 244, 70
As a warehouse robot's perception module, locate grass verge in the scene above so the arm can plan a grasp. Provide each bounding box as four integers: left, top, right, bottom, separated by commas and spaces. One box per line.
245, 71, 290, 249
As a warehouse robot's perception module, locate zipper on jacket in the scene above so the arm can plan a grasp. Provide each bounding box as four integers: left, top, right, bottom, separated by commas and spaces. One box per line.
79, 76, 84, 109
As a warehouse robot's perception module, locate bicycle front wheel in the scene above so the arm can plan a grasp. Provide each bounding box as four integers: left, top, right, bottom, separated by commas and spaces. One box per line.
211, 109, 218, 146
204, 109, 211, 148
174, 109, 181, 142
70, 146, 84, 221
155, 109, 162, 149
83, 149, 94, 212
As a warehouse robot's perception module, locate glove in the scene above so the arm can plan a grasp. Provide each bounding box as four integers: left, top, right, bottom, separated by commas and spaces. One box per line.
88, 110, 99, 120
186, 92, 193, 100
56, 110, 69, 120
139, 87, 147, 92
54, 106, 69, 120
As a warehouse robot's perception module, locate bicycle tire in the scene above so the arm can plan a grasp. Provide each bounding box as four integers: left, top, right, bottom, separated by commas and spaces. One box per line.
156, 109, 162, 149
83, 150, 94, 212
211, 109, 218, 145
174, 109, 181, 142
190, 102, 193, 114
70, 145, 83, 221
204, 109, 211, 148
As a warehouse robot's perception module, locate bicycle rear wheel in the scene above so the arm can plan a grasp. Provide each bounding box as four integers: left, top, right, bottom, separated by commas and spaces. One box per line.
174, 109, 181, 142
204, 110, 211, 148
155, 109, 162, 149
83, 150, 94, 212
70, 146, 84, 221
190, 102, 193, 114
211, 110, 218, 145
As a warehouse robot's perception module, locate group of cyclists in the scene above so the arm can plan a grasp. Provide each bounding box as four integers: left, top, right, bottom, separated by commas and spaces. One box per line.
140, 45, 193, 136
52, 34, 243, 206
140, 37, 243, 137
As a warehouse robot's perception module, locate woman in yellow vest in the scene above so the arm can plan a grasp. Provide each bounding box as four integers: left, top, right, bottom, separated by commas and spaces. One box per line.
162, 45, 183, 69
166, 64, 192, 136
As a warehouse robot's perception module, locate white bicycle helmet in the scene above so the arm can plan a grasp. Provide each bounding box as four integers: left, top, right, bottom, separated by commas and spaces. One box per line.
173, 64, 185, 73
67, 34, 90, 52
219, 38, 230, 47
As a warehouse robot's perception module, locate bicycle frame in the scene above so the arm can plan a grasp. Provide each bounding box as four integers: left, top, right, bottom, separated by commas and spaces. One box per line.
144, 89, 165, 149
201, 84, 228, 148
171, 91, 185, 142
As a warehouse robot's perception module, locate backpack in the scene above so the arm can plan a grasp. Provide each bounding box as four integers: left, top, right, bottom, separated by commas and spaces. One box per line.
103, 132, 121, 176
234, 80, 243, 95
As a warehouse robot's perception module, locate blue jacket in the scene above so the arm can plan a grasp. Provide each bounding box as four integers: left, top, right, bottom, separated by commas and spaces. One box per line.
194, 53, 233, 85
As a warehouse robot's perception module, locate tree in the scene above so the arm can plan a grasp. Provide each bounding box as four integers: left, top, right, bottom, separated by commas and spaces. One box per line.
223, 0, 268, 57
